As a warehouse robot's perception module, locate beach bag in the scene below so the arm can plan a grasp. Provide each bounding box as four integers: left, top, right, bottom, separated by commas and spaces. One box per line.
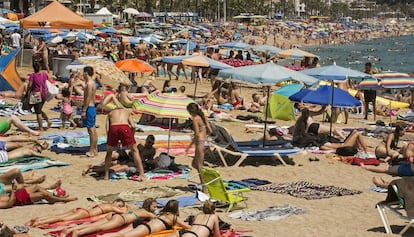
157, 153, 174, 169
29, 91, 42, 104
45, 80, 58, 101
336, 146, 358, 156
21, 93, 31, 110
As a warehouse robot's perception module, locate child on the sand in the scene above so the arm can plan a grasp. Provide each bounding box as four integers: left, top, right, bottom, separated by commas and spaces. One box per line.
60, 88, 76, 129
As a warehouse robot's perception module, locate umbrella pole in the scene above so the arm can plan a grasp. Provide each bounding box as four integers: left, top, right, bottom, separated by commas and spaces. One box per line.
167, 118, 172, 155
329, 81, 334, 137
262, 86, 270, 147
193, 76, 198, 98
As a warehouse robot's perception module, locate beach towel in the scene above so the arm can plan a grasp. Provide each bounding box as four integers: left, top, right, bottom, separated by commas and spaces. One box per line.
228, 205, 305, 221
39, 131, 90, 140
251, 181, 362, 200
22, 118, 70, 129
135, 195, 199, 208
368, 186, 388, 193
136, 124, 166, 131
51, 143, 107, 154
226, 178, 271, 189
0, 157, 69, 174
39, 214, 109, 229
88, 187, 187, 203
144, 168, 190, 180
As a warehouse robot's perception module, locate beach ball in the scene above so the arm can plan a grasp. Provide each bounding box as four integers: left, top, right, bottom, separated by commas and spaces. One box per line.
53, 187, 66, 197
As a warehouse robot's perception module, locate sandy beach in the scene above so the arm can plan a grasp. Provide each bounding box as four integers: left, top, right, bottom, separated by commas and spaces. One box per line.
1, 64, 413, 237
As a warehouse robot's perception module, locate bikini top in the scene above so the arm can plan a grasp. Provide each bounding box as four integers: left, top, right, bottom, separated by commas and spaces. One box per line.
192, 215, 213, 237
157, 216, 173, 230
126, 210, 141, 221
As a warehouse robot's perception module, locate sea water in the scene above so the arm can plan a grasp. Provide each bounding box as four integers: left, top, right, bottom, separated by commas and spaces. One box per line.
305, 35, 414, 73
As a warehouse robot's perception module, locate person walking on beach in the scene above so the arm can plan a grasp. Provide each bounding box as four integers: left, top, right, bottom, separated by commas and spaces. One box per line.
104, 107, 145, 181
82, 66, 98, 157
362, 62, 376, 120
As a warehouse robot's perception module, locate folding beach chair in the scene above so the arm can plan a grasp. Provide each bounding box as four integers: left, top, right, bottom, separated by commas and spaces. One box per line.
192, 167, 250, 212
210, 123, 300, 167
377, 185, 414, 235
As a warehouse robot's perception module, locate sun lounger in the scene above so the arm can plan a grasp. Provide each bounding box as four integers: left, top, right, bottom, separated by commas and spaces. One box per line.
377, 185, 414, 235
210, 123, 300, 167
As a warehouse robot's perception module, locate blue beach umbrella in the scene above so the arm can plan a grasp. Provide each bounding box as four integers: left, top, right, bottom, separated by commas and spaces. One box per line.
301, 85, 361, 107
220, 41, 251, 49
301, 64, 373, 81
251, 44, 283, 54
289, 88, 312, 102
274, 83, 303, 97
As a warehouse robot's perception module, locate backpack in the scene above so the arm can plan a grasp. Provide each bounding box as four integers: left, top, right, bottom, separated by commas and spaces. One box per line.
157, 153, 174, 169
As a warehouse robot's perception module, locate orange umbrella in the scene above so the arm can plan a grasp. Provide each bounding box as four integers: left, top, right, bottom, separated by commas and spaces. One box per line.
115, 59, 155, 73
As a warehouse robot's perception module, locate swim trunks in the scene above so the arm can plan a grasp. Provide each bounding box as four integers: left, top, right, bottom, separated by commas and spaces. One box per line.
0, 119, 11, 134
397, 163, 414, 176
363, 90, 376, 103
308, 123, 319, 135
15, 188, 32, 206
83, 106, 96, 128
107, 124, 136, 147
0, 141, 6, 151
0, 150, 8, 163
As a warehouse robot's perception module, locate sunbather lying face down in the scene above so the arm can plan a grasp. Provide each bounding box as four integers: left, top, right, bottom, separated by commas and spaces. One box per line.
166, 201, 221, 237
98, 200, 191, 237
59, 198, 158, 237
27, 199, 126, 227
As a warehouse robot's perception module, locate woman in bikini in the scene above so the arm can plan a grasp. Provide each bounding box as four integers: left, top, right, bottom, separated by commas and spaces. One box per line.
60, 198, 157, 237
186, 103, 212, 191
27, 199, 126, 227
166, 201, 220, 237
99, 199, 190, 237
375, 124, 406, 162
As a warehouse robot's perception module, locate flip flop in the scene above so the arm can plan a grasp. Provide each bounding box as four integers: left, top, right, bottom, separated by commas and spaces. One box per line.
81, 152, 96, 158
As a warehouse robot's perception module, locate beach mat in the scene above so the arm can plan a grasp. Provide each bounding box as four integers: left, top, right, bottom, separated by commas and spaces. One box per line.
251, 181, 362, 200
51, 143, 107, 154
46, 224, 128, 237
228, 204, 305, 221
135, 195, 199, 208
0, 157, 69, 174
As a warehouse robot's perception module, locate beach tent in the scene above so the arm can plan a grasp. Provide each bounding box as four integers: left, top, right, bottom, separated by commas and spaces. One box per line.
267, 94, 295, 121
20, 1, 93, 29
0, 49, 22, 91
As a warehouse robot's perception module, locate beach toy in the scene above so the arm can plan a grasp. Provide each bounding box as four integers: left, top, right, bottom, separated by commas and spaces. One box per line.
53, 187, 66, 197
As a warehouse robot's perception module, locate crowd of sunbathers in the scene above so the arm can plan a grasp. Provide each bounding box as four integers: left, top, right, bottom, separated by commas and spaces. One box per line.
23, 199, 221, 237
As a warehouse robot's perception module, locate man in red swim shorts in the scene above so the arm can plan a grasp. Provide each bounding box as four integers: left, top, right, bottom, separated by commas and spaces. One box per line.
104, 107, 145, 181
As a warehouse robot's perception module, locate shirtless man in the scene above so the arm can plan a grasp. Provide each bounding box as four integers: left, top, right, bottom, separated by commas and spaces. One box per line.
82, 66, 98, 157
104, 108, 145, 181
148, 44, 159, 77
137, 40, 147, 61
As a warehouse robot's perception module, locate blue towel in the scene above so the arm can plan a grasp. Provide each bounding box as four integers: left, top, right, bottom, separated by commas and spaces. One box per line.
51, 143, 107, 154
135, 195, 199, 208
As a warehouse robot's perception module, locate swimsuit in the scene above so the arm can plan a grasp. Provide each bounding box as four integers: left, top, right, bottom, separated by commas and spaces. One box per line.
0, 183, 5, 194
0, 150, 8, 163
75, 208, 91, 216
92, 205, 105, 215
83, 106, 96, 128
157, 217, 173, 230
178, 229, 199, 237
397, 163, 414, 176
14, 188, 32, 206
107, 124, 136, 147
192, 215, 213, 237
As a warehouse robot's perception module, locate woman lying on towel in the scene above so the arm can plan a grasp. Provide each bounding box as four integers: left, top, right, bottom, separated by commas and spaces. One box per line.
98, 199, 191, 237
166, 200, 220, 237
60, 198, 157, 237
27, 199, 126, 227
0, 181, 77, 209
375, 124, 406, 162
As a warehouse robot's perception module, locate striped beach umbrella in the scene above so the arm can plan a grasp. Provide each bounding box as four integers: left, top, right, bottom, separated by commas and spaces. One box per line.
375, 71, 414, 89
134, 92, 197, 154
134, 91, 195, 119
357, 77, 382, 90
78, 57, 131, 88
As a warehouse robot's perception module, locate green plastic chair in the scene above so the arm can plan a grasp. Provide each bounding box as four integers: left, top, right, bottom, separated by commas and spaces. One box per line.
200, 167, 250, 212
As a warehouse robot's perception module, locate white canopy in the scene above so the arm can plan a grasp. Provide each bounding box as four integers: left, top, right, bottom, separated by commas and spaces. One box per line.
123, 8, 139, 15
96, 7, 112, 15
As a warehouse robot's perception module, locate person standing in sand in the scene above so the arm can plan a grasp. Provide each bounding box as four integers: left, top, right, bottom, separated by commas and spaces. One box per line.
137, 40, 147, 62
82, 66, 98, 157
362, 62, 376, 120
104, 107, 145, 181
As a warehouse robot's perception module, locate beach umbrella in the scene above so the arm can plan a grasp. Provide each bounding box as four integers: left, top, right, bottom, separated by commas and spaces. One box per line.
219, 41, 251, 49
274, 83, 303, 97
276, 48, 318, 59
78, 57, 131, 88
134, 92, 196, 154
218, 62, 318, 146
289, 88, 312, 102
123, 8, 139, 15
301, 64, 373, 135
301, 85, 361, 107
357, 77, 382, 90
374, 71, 414, 89
181, 55, 234, 70
115, 59, 155, 73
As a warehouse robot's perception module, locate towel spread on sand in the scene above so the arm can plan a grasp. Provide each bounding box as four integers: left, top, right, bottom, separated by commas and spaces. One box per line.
226, 178, 271, 189
368, 186, 388, 193
22, 118, 70, 129
135, 195, 199, 208
228, 205, 305, 221
144, 168, 190, 180
39, 131, 90, 140
39, 214, 109, 229
46, 225, 128, 237
88, 186, 187, 203
251, 181, 362, 200
51, 143, 107, 154
0, 157, 69, 174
